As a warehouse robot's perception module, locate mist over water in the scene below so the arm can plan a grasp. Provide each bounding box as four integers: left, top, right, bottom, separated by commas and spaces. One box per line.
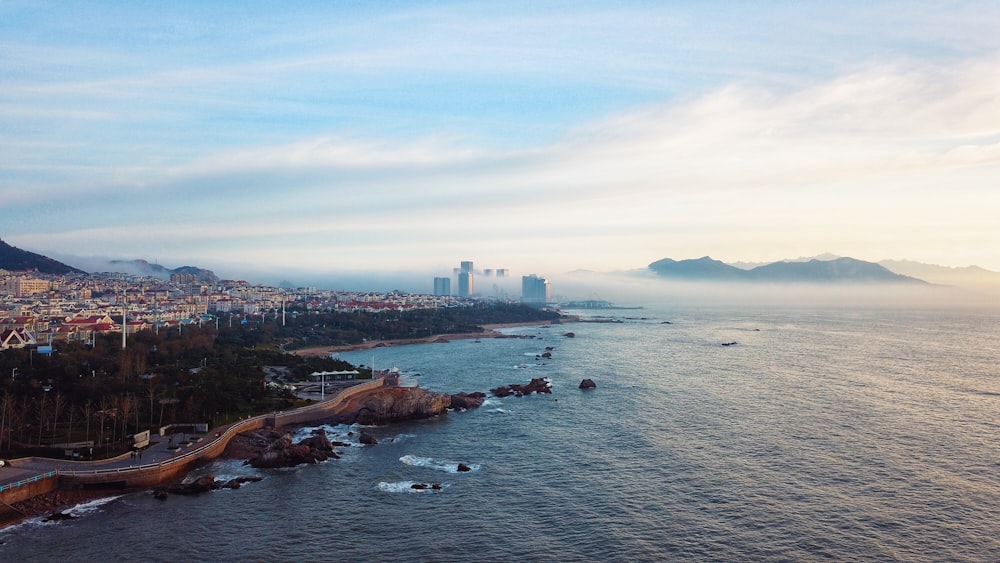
3, 301, 998, 561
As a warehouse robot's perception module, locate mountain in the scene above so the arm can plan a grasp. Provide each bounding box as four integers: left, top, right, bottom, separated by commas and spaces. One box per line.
648, 257, 747, 279
730, 252, 842, 270
747, 257, 924, 283
649, 256, 926, 284
104, 259, 219, 283
0, 238, 86, 275
879, 259, 1000, 288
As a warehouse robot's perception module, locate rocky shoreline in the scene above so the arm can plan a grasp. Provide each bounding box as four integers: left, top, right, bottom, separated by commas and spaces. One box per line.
8, 324, 579, 526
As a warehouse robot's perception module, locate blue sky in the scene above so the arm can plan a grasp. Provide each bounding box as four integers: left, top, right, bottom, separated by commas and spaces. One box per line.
3, 1, 1000, 283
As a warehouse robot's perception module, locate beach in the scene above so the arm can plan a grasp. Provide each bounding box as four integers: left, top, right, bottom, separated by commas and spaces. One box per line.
290, 319, 569, 358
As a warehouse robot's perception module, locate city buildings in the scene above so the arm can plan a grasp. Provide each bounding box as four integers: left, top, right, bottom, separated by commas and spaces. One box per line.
0, 270, 476, 351
433, 276, 451, 296
521, 274, 550, 305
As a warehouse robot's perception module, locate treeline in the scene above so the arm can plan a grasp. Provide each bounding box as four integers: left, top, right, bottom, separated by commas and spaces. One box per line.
0, 302, 562, 458
221, 301, 562, 350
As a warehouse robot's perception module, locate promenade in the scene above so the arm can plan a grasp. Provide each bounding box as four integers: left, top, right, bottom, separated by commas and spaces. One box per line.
0, 377, 385, 508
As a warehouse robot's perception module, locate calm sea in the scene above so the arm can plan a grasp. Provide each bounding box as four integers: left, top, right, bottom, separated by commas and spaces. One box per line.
2, 302, 998, 562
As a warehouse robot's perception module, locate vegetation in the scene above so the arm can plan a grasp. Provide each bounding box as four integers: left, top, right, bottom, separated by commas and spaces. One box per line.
0, 302, 561, 459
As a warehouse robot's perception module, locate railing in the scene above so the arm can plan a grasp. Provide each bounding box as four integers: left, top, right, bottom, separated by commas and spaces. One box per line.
58, 378, 385, 478
0, 471, 57, 493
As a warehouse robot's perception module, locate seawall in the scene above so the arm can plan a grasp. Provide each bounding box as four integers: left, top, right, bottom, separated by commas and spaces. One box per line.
1, 378, 385, 499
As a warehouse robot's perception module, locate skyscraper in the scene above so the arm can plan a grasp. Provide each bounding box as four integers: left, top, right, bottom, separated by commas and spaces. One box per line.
433, 277, 451, 296
521, 274, 550, 304
458, 271, 474, 297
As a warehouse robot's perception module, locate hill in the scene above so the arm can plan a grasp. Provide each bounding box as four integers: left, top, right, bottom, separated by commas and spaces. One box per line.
879, 259, 1000, 287
648, 257, 747, 279
0, 238, 86, 275
106, 259, 219, 283
649, 256, 926, 284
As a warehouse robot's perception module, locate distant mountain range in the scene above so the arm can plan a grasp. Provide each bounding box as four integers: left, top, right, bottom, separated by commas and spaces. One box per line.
104, 259, 219, 283
648, 256, 927, 284
0, 238, 85, 275
3, 236, 997, 292
0, 239, 218, 282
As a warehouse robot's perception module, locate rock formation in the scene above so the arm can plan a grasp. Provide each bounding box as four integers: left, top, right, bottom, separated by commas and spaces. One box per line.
246, 428, 340, 468
449, 391, 486, 410
579, 378, 596, 389
490, 377, 552, 398
154, 474, 263, 498
342, 386, 455, 425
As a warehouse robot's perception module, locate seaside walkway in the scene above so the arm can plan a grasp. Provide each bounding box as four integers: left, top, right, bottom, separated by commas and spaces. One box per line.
0, 378, 386, 503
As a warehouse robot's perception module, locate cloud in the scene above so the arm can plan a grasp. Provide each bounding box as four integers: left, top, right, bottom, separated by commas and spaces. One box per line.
4, 4, 1000, 276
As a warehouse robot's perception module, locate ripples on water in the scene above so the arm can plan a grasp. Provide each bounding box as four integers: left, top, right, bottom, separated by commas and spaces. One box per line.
2, 304, 998, 561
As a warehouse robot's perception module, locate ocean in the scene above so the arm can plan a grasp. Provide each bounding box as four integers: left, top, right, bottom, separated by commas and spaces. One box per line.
2, 302, 998, 561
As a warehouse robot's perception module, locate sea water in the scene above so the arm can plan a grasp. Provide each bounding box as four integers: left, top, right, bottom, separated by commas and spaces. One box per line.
2, 302, 998, 561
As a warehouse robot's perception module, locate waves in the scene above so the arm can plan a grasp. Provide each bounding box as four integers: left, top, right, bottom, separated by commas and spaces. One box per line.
399, 454, 480, 473
3, 306, 999, 561
377, 481, 447, 493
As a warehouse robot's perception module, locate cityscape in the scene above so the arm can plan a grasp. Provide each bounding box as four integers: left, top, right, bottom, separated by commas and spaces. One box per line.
1, 260, 551, 352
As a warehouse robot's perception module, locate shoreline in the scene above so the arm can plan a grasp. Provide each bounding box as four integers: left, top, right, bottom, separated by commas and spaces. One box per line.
291, 318, 572, 358
5, 318, 577, 526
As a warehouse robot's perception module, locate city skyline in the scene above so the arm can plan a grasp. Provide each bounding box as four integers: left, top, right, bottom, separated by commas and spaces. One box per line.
3, 2, 1000, 276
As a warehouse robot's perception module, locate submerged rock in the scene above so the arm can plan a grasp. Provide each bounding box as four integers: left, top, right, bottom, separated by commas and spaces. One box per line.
579, 378, 596, 390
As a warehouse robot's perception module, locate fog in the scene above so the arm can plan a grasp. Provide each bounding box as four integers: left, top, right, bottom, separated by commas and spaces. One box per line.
54, 253, 997, 310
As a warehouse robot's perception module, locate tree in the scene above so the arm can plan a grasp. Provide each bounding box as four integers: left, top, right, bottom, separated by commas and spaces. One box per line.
51, 391, 65, 444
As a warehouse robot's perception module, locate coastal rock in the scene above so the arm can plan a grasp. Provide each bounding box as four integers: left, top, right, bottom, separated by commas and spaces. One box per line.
43, 511, 76, 522
345, 386, 455, 425
246, 432, 338, 468
298, 428, 334, 451
563, 332, 575, 338
457, 463, 472, 472
164, 474, 219, 495
360, 431, 378, 445
491, 378, 552, 398
450, 392, 486, 410
410, 483, 443, 491
579, 378, 596, 389
221, 476, 263, 490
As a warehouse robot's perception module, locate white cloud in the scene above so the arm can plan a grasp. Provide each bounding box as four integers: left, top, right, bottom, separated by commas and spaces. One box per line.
5, 4, 1000, 277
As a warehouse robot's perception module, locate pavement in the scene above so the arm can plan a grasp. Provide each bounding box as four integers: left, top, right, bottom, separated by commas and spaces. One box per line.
1, 378, 381, 490
2, 429, 222, 485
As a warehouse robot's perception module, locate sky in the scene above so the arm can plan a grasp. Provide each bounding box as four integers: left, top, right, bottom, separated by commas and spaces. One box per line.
3, 1, 1000, 286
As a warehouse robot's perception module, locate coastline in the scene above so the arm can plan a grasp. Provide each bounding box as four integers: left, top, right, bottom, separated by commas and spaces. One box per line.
4, 318, 576, 526
291, 318, 572, 358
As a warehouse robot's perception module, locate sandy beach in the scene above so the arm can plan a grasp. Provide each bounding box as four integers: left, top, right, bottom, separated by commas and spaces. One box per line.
290, 319, 570, 358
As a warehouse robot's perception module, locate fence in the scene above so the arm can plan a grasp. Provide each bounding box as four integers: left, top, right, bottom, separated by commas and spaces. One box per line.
56, 377, 386, 486
0, 471, 57, 494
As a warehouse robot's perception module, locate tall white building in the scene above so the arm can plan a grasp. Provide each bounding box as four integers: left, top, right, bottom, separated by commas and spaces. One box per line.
458, 272, 474, 297
521, 274, 550, 304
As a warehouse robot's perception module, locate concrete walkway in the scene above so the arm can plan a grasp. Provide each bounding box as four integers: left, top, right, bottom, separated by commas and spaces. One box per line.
0, 378, 384, 493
